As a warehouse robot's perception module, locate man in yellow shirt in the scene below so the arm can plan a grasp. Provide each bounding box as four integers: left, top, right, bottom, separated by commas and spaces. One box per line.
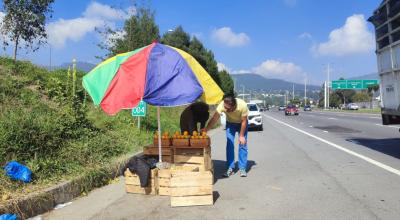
203, 94, 249, 177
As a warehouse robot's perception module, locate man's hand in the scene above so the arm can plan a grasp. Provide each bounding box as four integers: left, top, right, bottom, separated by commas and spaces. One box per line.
239, 136, 246, 145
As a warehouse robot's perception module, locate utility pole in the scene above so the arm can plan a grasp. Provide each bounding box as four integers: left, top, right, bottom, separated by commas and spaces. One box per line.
304, 77, 307, 106
292, 84, 295, 101
327, 63, 330, 108
324, 81, 327, 109
49, 45, 52, 71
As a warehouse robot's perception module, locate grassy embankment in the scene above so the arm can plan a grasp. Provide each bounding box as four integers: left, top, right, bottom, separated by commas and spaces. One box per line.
0, 57, 183, 202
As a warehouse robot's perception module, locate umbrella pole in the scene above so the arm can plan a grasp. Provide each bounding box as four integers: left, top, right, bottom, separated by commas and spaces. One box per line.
157, 106, 162, 163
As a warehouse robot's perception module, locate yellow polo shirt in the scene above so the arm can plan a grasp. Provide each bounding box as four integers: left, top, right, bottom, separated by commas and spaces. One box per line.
216, 98, 249, 123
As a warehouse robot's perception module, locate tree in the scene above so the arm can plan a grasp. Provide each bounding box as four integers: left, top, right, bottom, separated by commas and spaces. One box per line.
160, 26, 190, 50
98, 8, 160, 59
218, 70, 234, 95
352, 92, 370, 102
1, 0, 54, 61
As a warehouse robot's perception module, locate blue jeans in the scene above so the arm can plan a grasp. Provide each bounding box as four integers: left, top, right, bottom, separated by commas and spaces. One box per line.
226, 122, 248, 170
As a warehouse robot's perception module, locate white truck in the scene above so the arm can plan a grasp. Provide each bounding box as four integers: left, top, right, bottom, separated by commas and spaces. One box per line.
369, 0, 400, 125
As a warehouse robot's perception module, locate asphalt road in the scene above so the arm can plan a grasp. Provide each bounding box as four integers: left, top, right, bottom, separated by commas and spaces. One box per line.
41, 110, 400, 220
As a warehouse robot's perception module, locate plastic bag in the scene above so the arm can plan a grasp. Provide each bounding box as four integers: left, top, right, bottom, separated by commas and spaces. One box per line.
4, 161, 32, 183
0, 214, 17, 220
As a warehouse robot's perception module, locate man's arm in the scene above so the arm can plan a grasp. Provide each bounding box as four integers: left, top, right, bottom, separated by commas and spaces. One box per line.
239, 116, 247, 145
204, 112, 220, 132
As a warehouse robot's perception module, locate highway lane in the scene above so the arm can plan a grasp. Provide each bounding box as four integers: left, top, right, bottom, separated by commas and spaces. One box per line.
42, 111, 400, 220
265, 109, 400, 170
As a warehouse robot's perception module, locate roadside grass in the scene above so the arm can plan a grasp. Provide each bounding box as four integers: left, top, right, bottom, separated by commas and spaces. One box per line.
0, 57, 183, 203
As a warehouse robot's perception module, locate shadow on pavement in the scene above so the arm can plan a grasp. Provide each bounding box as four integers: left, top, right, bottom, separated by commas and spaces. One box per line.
347, 138, 400, 159
212, 160, 257, 184
213, 191, 220, 204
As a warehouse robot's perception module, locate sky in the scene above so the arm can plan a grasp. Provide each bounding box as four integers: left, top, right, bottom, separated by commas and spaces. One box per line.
0, 0, 382, 85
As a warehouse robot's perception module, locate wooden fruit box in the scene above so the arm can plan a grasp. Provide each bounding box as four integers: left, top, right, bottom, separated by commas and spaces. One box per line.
172, 138, 190, 147
143, 145, 173, 163
125, 168, 157, 195
153, 138, 172, 147
173, 147, 212, 171
170, 171, 213, 207
190, 138, 211, 148
157, 166, 198, 196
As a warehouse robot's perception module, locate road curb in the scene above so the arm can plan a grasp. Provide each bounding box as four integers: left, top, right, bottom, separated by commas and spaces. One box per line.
0, 151, 142, 219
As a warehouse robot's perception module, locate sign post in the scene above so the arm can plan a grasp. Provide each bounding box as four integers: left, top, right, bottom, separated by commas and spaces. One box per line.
132, 101, 146, 130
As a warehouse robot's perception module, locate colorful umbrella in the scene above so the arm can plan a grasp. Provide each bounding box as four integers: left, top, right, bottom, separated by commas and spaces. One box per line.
83, 42, 223, 163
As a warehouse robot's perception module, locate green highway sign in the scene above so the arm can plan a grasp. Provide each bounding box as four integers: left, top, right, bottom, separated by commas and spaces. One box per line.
332, 80, 347, 89
332, 80, 379, 90
132, 100, 146, 117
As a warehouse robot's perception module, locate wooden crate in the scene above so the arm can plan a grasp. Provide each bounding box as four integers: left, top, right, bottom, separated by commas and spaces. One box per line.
172, 138, 190, 147
143, 145, 174, 163
153, 138, 172, 147
125, 169, 157, 195
170, 171, 213, 207
190, 138, 210, 147
173, 147, 212, 171
157, 166, 199, 196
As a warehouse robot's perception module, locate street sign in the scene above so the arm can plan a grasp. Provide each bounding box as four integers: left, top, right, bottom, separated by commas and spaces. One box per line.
332, 80, 347, 89
132, 101, 146, 117
331, 80, 379, 90
346, 80, 363, 89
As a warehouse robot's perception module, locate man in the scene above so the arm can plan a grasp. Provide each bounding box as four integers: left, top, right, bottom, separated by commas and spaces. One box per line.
203, 94, 249, 177
180, 102, 210, 135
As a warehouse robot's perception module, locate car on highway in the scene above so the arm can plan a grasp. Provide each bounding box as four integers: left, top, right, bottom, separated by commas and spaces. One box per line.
346, 103, 359, 110
304, 105, 312, 111
247, 103, 263, 131
278, 105, 286, 111
285, 104, 299, 116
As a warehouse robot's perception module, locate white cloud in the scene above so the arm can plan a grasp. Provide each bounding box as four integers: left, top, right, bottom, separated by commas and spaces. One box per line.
313, 14, 375, 56
217, 62, 231, 72
47, 1, 135, 48
298, 32, 312, 40
47, 18, 104, 48
211, 27, 250, 47
231, 59, 305, 82
283, 0, 297, 7
83, 2, 134, 20
252, 59, 305, 80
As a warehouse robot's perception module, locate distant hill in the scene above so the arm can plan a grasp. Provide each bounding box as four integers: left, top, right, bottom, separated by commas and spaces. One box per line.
231, 73, 320, 92
59, 62, 97, 72
45, 62, 97, 73
346, 73, 379, 80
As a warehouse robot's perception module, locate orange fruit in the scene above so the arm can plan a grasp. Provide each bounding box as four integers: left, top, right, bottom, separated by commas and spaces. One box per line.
193, 131, 198, 136
183, 131, 188, 136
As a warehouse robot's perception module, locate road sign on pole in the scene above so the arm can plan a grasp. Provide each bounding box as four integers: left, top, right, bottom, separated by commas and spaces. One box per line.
331, 80, 379, 90
132, 101, 146, 117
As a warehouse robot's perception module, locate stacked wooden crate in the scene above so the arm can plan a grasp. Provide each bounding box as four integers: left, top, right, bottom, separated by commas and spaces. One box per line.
125, 168, 157, 195
170, 170, 213, 207
143, 145, 173, 163
173, 146, 212, 171
157, 166, 198, 196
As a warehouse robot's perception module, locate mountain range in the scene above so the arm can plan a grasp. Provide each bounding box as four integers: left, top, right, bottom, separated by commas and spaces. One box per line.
45, 62, 97, 72
231, 73, 320, 92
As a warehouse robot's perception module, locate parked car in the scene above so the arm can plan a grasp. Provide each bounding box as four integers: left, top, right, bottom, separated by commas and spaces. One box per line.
247, 103, 263, 131
346, 103, 359, 110
278, 105, 286, 111
304, 105, 312, 111
285, 104, 299, 116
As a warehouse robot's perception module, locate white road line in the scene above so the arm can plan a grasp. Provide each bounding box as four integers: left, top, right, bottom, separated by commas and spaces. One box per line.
370, 117, 381, 119
309, 125, 313, 128
328, 118, 338, 120
264, 114, 400, 177
323, 131, 328, 133
375, 123, 400, 129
